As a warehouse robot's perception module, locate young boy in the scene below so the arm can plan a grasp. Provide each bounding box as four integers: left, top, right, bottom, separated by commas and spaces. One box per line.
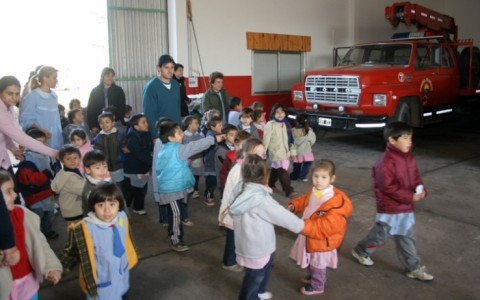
93, 112, 126, 186
58, 104, 69, 129
227, 96, 242, 127
63, 108, 85, 144
123, 114, 153, 215
214, 124, 237, 193
183, 115, 204, 200
237, 107, 259, 139
15, 128, 58, 239
81, 150, 111, 215
51, 144, 85, 227
156, 121, 224, 252
203, 115, 223, 206
352, 122, 434, 281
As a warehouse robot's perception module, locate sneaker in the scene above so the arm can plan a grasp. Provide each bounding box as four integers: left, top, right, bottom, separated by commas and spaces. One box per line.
258, 291, 272, 299
352, 249, 374, 266
182, 219, 194, 226
192, 190, 200, 198
300, 284, 324, 296
45, 230, 59, 240
133, 209, 147, 215
203, 197, 215, 206
222, 264, 244, 272
406, 266, 434, 281
171, 243, 190, 252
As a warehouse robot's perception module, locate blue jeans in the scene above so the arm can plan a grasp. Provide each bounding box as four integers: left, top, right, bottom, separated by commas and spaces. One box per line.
30, 207, 53, 235
238, 254, 274, 300
222, 228, 236, 266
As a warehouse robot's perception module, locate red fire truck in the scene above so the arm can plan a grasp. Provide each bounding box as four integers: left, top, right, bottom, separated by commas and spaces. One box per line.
290, 2, 480, 131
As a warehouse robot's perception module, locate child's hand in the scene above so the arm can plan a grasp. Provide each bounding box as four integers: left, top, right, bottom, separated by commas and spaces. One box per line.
215, 134, 226, 143
413, 191, 426, 202
122, 146, 130, 153
0, 247, 20, 267
287, 204, 295, 212
45, 270, 62, 284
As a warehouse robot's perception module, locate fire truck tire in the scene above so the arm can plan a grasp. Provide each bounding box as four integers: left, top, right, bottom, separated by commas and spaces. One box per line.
392, 102, 411, 125
459, 47, 480, 88
313, 128, 328, 139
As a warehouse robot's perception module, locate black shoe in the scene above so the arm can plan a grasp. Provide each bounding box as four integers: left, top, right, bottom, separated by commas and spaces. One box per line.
45, 230, 59, 240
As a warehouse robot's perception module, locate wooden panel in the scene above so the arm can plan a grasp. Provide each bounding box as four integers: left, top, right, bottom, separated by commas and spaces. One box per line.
246, 32, 311, 52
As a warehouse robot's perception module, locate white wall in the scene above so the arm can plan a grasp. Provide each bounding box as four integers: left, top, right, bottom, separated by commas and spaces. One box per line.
171, 0, 480, 75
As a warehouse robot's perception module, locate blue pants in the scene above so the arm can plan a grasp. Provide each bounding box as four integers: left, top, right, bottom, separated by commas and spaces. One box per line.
222, 228, 236, 266
238, 254, 274, 300
290, 161, 312, 180
204, 175, 217, 198
354, 221, 420, 272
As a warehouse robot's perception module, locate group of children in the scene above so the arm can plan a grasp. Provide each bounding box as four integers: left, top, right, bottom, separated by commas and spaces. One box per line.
2, 89, 435, 299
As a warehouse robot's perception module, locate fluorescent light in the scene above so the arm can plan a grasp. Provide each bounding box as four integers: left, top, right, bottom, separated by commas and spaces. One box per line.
436, 108, 453, 115
355, 123, 386, 128
288, 114, 297, 120
423, 112, 433, 117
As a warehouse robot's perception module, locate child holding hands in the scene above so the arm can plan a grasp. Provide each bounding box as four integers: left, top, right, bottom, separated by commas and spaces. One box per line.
0, 171, 62, 300
288, 159, 353, 296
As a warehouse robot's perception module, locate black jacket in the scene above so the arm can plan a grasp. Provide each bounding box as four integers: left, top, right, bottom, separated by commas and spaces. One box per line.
123, 128, 153, 174
87, 83, 126, 130
173, 76, 190, 117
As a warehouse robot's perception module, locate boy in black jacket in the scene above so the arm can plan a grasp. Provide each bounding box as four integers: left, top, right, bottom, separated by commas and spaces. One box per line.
123, 114, 153, 215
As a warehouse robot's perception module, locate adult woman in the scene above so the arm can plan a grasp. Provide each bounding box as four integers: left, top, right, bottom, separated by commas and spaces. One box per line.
20, 66, 63, 150
87, 67, 126, 135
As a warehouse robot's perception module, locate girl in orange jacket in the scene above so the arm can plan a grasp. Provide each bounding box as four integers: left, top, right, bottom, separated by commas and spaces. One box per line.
288, 159, 353, 296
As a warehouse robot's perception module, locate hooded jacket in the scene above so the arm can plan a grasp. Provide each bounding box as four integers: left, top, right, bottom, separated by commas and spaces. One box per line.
290, 187, 353, 252
229, 182, 304, 259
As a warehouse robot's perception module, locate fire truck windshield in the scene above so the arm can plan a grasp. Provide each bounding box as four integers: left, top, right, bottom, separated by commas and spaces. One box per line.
341, 44, 412, 66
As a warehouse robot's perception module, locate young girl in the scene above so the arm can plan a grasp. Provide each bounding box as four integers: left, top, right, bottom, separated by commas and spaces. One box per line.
219, 138, 264, 273
70, 128, 93, 174
59, 182, 138, 299
290, 114, 316, 181
228, 154, 306, 300
288, 159, 353, 296
263, 103, 297, 198
0, 170, 62, 300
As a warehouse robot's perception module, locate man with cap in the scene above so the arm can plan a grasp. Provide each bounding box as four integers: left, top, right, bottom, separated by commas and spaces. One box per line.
142, 54, 181, 139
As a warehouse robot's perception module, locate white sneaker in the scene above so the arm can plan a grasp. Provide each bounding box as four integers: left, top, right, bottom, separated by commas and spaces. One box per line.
406, 266, 434, 281
258, 291, 272, 299
192, 190, 200, 198
133, 209, 147, 215
352, 249, 374, 266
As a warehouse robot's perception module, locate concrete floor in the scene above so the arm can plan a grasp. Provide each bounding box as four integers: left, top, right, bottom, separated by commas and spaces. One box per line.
40, 110, 480, 300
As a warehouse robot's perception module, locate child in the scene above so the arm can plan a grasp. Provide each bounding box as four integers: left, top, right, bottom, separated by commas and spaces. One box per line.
123, 114, 153, 215
183, 115, 204, 200
214, 124, 238, 193
69, 98, 82, 110
124, 104, 134, 132
63, 108, 84, 144
82, 150, 111, 215
156, 121, 224, 252
290, 114, 316, 181
352, 122, 434, 281
15, 128, 58, 239
219, 138, 264, 273
58, 103, 69, 129
288, 159, 353, 295
51, 144, 85, 227
70, 128, 93, 175
93, 112, 126, 186
219, 130, 251, 189
0, 171, 62, 300
227, 96, 242, 126
252, 109, 266, 139
200, 109, 220, 137
228, 154, 306, 300
58, 182, 138, 299
263, 103, 297, 198
237, 107, 259, 139
251, 101, 264, 112
203, 115, 223, 206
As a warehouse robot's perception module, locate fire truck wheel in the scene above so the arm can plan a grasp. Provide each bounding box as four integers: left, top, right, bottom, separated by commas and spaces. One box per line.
459, 47, 480, 88
393, 102, 411, 125
313, 128, 327, 139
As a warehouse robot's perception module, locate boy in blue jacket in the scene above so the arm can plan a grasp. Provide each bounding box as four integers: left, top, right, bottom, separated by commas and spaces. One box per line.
156, 121, 224, 252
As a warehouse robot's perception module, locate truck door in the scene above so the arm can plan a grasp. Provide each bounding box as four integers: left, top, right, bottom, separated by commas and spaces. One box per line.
414, 44, 444, 108
432, 44, 458, 104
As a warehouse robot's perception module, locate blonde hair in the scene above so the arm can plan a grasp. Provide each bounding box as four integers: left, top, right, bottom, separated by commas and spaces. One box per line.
29, 66, 57, 90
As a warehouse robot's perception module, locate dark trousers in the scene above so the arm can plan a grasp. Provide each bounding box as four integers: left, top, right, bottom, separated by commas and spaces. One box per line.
290, 161, 312, 180
123, 177, 147, 211
158, 204, 168, 225
204, 175, 217, 198
30, 207, 54, 236
268, 168, 293, 196
238, 254, 274, 300
193, 175, 200, 191
166, 199, 184, 245
179, 199, 188, 220
222, 228, 236, 266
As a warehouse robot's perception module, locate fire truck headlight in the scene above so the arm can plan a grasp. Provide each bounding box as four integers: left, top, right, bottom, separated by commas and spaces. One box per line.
293, 90, 304, 101
373, 94, 387, 106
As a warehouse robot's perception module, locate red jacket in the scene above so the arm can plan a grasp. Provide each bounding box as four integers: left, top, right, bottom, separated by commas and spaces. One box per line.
16, 161, 54, 207
292, 187, 353, 252
373, 144, 424, 214
219, 150, 236, 188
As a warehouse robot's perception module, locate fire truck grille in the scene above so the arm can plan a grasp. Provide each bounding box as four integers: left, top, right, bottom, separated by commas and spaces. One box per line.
304, 76, 360, 105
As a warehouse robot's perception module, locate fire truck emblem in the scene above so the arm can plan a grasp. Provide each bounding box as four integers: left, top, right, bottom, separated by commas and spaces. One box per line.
398, 72, 406, 82
420, 78, 433, 99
